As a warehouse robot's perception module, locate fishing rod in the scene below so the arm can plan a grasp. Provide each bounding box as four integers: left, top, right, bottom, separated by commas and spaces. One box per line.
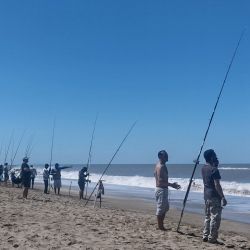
84, 121, 137, 207
85, 114, 98, 198
0, 141, 3, 160
25, 134, 35, 158
4, 131, 14, 164
177, 30, 245, 232
48, 119, 56, 193
10, 131, 26, 169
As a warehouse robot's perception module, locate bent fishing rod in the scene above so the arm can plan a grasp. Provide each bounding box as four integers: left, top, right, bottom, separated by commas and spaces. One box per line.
4, 131, 14, 164
10, 131, 26, 169
84, 121, 137, 207
177, 30, 245, 232
85, 114, 99, 198
25, 134, 35, 158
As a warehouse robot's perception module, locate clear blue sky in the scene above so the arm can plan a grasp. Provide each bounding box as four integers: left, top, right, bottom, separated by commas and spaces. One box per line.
0, 1, 250, 164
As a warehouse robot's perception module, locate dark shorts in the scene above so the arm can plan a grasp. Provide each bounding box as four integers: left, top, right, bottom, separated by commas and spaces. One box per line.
23, 178, 31, 188
54, 179, 61, 188
78, 181, 85, 191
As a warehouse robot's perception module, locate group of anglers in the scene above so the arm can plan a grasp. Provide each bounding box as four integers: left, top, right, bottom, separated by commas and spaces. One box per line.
0, 160, 37, 189
0, 157, 104, 203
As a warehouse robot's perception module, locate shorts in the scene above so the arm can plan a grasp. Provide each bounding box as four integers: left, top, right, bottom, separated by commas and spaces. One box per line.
54, 179, 61, 188
78, 181, 85, 191
155, 187, 169, 216
22, 178, 31, 188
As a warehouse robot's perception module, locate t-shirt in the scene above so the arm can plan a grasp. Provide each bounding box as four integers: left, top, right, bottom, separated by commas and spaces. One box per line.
52, 168, 61, 180
43, 168, 50, 180
21, 163, 31, 181
30, 168, 37, 178
78, 169, 88, 184
201, 164, 221, 200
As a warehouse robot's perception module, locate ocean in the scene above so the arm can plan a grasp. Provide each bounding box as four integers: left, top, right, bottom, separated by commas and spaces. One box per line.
29, 164, 250, 223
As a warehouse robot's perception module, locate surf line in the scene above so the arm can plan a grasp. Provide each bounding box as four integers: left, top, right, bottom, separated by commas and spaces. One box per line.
177, 30, 246, 233
84, 121, 137, 207
85, 113, 98, 199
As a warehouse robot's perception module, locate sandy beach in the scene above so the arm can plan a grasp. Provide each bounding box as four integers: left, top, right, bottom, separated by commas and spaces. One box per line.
0, 184, 249, 250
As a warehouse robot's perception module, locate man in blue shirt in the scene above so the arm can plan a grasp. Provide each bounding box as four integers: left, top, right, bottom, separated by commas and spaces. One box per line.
201, 149, 227, 244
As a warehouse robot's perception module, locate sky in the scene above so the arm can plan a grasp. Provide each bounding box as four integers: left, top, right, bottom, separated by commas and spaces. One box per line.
0, 1, 250, 164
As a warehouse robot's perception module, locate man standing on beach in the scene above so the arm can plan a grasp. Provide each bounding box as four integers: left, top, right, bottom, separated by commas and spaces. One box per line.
21, 157, 31, 199
3, 163, 9, 186
43, 164, 50, 194
202, 149, 227, 244
154, 150, 181, 230
51, 163, 61, 195
78, 166, 89, 199
30, 165, 37, 189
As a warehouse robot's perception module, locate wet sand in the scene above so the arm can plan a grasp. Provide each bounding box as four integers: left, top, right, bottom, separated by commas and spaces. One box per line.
0, 184, 249, 249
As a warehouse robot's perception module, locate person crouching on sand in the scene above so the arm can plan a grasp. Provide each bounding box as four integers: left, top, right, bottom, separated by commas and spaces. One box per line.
21, 157, 31, 199
154, 150, 181, 230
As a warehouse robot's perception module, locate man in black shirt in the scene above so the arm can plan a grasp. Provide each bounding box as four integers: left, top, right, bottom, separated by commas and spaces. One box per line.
21, 157, 31, 199
201, 149, 227, 244
78, 167, 89, 199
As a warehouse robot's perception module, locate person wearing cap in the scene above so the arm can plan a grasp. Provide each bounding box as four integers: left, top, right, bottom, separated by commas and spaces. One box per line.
51, 163, 61, 195
78, 166, 89, 199
43, 164, 50, 194
21, 157, 31, 199
202, 149, 227, 244
154, 150, 181, 231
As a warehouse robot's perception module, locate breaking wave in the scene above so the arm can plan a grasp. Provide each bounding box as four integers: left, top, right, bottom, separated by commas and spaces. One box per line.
48, 170, 250, 197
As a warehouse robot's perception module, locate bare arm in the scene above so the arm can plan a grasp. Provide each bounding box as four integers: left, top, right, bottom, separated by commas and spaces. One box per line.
214, 179, 227, 206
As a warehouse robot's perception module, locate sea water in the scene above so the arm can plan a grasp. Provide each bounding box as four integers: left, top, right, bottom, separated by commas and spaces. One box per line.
30, 164, 250, 223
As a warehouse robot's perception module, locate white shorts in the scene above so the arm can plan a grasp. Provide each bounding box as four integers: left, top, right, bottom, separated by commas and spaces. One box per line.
155, 187, 169, 216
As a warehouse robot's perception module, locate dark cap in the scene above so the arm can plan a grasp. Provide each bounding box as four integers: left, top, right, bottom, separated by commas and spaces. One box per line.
82, 167, 88, 172
158, 150, 168, 159
203, 149, 216, 162
23, 157, 29, 162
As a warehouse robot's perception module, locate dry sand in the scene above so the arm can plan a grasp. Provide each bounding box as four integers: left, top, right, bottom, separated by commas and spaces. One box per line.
0, 184, 249, 250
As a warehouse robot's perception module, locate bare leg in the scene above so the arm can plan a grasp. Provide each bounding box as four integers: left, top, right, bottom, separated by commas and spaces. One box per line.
79, 190, 83, 199
157, 214, 167, 231
23, 187, 29, 199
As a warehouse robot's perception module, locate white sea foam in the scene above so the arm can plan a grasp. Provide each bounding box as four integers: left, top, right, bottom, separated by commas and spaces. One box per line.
50, 170, 250, 197
219, 167, 250, 170
34, 168, 250, 197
